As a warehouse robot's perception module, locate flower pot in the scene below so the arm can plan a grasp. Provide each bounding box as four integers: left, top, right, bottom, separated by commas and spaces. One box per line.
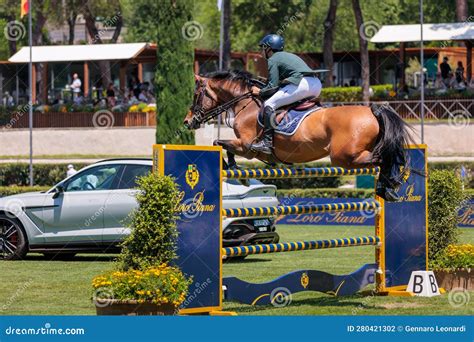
95, 300, 178, 316
434, 269, 473, 291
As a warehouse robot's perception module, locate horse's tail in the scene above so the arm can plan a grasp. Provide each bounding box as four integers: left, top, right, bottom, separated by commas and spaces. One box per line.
371, 104, 414, 195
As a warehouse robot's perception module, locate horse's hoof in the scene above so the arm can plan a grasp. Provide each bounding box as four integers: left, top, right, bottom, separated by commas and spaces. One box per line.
376, 187, 400, 202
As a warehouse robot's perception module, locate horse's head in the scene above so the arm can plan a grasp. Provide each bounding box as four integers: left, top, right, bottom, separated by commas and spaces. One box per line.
184, 74, 219, 130
184, 70, 259, 130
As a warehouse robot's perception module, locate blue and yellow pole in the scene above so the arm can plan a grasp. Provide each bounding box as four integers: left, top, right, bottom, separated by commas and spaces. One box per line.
222, 200, 379, 218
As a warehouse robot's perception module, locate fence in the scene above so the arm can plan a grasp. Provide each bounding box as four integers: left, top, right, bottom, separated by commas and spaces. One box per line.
3, 111, 156, 129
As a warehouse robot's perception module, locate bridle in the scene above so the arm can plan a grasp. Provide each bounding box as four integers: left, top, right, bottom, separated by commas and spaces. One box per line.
189, 79, 259, 126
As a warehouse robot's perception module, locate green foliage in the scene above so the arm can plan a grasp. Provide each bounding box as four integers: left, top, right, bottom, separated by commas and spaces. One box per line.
0, 186, 50, 197
118, 172, 181, 270
93, 264, 192, 307
277, 188, 374, 199
428, 170, 467, 261
431, 244, 474, 271
0, 163, 88, 186
321, 84, 393, 102
126, 0, 194, 144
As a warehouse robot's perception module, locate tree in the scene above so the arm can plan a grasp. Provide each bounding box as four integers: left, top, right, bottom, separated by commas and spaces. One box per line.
323, 0, 337, 86
79, 0, 123, 90
352, 0, 370, 103
455, 0, 468, 21
221, 0, 232, 70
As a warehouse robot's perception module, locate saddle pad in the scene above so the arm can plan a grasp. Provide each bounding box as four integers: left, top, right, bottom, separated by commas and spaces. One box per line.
258, 106, 322, 136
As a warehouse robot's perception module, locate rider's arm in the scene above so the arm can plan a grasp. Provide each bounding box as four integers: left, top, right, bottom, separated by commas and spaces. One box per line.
259, 59, 280, 98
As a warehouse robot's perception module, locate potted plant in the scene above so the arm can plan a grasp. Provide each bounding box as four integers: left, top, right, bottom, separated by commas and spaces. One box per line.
92, 173, 192, 315
432, 244, 474, 291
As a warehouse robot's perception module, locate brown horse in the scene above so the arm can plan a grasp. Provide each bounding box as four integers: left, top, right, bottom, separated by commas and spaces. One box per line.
184, 70, 413, 200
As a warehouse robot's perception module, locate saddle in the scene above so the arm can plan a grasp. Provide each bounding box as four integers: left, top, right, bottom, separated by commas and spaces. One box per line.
274, 97, 321, 124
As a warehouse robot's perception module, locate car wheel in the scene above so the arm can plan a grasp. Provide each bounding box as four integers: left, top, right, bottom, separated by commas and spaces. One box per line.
42, 253, 77, 261
0, 214, 28, 260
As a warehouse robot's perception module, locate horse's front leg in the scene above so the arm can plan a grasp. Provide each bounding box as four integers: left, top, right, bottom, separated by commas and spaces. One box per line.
214, 139, 256, 169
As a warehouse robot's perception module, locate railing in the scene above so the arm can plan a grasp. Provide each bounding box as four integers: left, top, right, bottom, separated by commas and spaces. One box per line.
3, 111, 156, 129
329, 98, 474, 120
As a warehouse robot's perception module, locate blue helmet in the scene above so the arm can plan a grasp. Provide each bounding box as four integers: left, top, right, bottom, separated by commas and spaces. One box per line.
259, 34, 284, 51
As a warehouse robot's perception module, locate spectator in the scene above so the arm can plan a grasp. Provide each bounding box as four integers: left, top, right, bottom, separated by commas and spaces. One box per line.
138, 89, 148, 103
434, 72, 447, 90
67, 164, 77, 177
106, 83, 116, 107
70, 73, 82, 102
455, 61, 465, 85
439, 57, 451, 87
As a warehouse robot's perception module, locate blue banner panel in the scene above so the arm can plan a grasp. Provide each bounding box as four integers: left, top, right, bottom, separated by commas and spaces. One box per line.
383, 147, 427, 288
276, 197, 474, 228
155, 146, 222, 313
275, 197, 376, 226
0, 316, 471, 342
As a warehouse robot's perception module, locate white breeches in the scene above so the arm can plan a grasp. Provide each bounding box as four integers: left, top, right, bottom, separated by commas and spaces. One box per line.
264, 76, 322, 110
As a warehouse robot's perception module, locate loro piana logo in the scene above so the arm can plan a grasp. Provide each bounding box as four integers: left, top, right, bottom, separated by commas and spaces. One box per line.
185, 164, 199, 190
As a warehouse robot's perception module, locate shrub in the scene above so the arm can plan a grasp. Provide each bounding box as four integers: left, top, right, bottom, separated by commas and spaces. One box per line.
0, 163, 88, 186
321, 84, 393, 102
0, 186, 50, 197
118, 172, 181, 270
92, 264, 192, 306
428, 170, 467, 261
431, 244, 474, 270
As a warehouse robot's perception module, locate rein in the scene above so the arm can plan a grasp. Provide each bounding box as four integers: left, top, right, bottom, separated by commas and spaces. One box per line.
191, 80, 260, 125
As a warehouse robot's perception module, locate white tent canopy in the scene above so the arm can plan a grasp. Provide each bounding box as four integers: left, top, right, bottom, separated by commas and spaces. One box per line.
371, 22, 474, 43
8, 42, 149, 63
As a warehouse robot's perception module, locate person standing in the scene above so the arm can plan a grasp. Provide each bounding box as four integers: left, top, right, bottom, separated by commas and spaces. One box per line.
70, 73, 82, 102
439, 57, 452, 87
455, 61, 465, 85
66, 164, 77, 177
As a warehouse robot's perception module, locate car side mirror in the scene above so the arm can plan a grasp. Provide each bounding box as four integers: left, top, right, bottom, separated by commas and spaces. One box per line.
52, 185, 64, 199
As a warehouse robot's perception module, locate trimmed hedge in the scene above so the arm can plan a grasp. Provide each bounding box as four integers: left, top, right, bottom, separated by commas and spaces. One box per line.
321, 84, 393, 102
0, 186, 50, 197
0, 163, 88, 186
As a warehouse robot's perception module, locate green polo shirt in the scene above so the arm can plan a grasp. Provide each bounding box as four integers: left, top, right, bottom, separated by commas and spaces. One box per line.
260, 51, 319, 98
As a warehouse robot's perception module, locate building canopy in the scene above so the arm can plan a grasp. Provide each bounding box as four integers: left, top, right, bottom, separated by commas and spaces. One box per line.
8, 43, 149, 63
371, 22, 474, 43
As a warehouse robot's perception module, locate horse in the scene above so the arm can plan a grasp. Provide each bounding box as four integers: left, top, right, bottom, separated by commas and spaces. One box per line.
183, 70, 413, 201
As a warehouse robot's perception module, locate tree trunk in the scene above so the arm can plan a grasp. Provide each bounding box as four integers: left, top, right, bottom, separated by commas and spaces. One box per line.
67, 12, 77, 45
82, 4, 112, 89
5, 14, 17, 56
352, 0, 370, 103
222, 0, 232, 70
110, 14, 123, 43
455, 0, 468, 21
323, 0, 337, 87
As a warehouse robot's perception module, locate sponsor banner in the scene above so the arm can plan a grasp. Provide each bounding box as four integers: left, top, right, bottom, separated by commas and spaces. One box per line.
276, 197, 474, 228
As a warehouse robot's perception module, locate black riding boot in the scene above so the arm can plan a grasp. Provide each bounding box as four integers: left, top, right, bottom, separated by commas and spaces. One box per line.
250, 106, 274, 155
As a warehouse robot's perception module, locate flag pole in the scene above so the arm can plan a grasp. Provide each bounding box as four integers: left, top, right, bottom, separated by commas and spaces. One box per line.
217, 0, 224, 141
419, 0, 425, 144
28, 0, 33, 185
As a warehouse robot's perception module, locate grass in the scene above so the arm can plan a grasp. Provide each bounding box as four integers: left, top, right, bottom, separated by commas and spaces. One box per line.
0, 225, 472, 316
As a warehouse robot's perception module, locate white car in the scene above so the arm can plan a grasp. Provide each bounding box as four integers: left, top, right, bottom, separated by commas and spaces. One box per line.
0, 159, 279, 260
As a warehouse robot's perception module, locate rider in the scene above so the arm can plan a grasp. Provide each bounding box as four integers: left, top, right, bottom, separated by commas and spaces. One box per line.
250, 34, 322, 155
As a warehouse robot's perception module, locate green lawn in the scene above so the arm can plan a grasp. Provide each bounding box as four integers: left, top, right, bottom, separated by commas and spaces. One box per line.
0, 225, 472, 315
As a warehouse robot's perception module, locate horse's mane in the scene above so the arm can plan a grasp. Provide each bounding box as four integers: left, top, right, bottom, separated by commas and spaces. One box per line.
204, 70, 263, 88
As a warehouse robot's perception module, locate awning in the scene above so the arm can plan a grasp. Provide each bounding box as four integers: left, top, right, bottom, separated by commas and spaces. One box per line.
8, 42, 149, 63
371, 22, 474, 43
